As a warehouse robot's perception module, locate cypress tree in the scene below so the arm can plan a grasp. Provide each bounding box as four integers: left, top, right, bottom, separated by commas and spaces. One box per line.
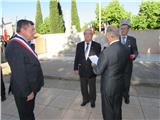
49, 0, 66, 33
58, 1, 66, 33
71, 0, 81, 32
35, 0, 43, 33
49, 0, 59, 33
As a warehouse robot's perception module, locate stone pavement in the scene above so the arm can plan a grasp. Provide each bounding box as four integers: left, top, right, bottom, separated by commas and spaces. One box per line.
1, 78, 160, 120
1, 55, 160, 120
39, 56, 160, 85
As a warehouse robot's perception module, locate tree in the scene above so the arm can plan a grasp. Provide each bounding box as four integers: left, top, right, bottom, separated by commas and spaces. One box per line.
49, 0, 65, 33
58, 1, 66, 32
71, 0, 81, 32
131, 1, 160, 30
138, 1, 160, 29
49, 0, 59, 33
35, 0, 43, 33
95, 0, 131, 27
131, 15, 148, 30
39, 17, 50, 34
81, 23, 89, 31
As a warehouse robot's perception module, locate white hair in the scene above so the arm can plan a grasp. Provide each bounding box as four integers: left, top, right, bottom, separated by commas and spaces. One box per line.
84, 28, 93, 34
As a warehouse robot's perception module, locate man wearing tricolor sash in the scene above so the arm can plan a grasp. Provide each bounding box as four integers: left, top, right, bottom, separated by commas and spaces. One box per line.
5, 19, 44, 120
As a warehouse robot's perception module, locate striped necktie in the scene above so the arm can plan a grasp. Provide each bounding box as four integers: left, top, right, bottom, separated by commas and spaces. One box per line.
121, 36, 126, 44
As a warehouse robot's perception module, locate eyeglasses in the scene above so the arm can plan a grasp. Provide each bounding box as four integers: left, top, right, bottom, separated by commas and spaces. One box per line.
120, 27, 128, 30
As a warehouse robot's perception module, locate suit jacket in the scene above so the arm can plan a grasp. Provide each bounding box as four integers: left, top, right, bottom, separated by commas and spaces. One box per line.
120, 35, 138, 96
5, 40, 44, 98
120, 35, 138, 61
74, 41, 101, 78
93, 41, 130, 96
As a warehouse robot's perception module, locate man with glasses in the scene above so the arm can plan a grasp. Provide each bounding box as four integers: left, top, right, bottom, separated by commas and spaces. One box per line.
120, 19, 138, 104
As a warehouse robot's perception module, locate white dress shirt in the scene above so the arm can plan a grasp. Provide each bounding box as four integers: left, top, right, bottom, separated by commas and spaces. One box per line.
85, 41, 92, 60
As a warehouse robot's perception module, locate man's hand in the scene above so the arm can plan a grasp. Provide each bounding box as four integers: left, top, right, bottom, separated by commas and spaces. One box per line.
130, 54, 135, 61
74, 70, 79, 75
27, 92, 34, 101
91, 63, 96, 67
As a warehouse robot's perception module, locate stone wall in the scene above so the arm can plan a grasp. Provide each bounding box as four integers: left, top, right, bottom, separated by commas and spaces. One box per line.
129, 30, 160, 54
35, 30, 160, 56
95, 30, 160, 54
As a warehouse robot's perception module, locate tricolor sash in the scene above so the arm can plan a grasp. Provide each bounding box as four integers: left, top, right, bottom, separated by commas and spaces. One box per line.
13, 37, 38, 59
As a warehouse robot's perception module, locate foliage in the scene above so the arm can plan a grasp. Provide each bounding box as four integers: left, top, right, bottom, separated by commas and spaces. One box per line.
94, 0, 160, 30
131, 1, 160, 29
71, 0, 81, 32
95, 0, 131, 27
58, 1, 66, 32
49, 0, 65, 33
81, 23, 89, 31
39, 17, 50, 34
35, 0, 43, 33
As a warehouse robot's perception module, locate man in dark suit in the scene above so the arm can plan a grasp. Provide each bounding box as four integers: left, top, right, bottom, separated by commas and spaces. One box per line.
74, 28, 101, 108
5, 19, 44, 120
93, 26, 129, 120
120, 19, 138, 104
1, 67, 6, 101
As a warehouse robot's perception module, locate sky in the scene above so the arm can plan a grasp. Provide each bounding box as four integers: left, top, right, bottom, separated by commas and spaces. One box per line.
1, 0, 141, 34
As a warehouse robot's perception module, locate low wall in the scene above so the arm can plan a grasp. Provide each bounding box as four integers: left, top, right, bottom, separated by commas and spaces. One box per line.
35, 34, 69, 57
129, 30, 160, 54
35, 30, 160, 56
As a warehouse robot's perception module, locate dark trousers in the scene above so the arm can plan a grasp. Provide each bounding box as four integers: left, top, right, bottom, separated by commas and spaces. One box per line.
101, 94, 123, 120
124, 62, 133, 97
1, 68, 6, 98
80, 77, 96, 103
14, 95, 35, 120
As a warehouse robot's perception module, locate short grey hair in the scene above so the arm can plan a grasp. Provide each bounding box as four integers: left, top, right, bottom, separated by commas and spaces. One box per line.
106, 26, 120, 37
84, 28, 93, 34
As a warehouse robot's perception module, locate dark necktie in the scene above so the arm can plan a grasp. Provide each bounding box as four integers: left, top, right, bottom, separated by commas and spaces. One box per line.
85, 43, 89, 59
85, 43, 89, 51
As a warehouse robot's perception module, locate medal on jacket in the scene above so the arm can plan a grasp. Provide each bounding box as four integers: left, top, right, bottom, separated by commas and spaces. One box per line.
13, 35, 38, 59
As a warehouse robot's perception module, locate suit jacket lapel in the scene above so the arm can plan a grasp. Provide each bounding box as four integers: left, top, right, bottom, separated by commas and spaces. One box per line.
126, 36, 131, 46
82, 42, 85, 56
89, 41, 95, 56
81, 42, 85, 59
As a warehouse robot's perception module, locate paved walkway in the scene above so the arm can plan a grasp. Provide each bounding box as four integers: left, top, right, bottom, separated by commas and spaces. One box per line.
39, 56, 160, 85
1, 55, 160, 120
1, 78, 160, 120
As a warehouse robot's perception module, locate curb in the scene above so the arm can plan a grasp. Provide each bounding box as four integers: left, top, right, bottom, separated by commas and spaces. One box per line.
43, 75, 160, 88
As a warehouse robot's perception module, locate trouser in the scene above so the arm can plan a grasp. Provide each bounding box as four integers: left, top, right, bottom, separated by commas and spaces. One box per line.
101, 94, 123, 120
14, 95, 36, 120
80, 77, 96, 103
1, 68, 6, 98
124, 62, 133, 97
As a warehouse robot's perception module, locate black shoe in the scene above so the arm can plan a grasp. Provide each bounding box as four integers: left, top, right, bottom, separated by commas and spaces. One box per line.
91, 102, 95, 108
1, 96, 6, 102
124, 97, 130, 104
81, 100, 89, 106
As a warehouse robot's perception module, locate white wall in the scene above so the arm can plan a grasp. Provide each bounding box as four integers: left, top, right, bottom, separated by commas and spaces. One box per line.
42, 34, 69, 57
